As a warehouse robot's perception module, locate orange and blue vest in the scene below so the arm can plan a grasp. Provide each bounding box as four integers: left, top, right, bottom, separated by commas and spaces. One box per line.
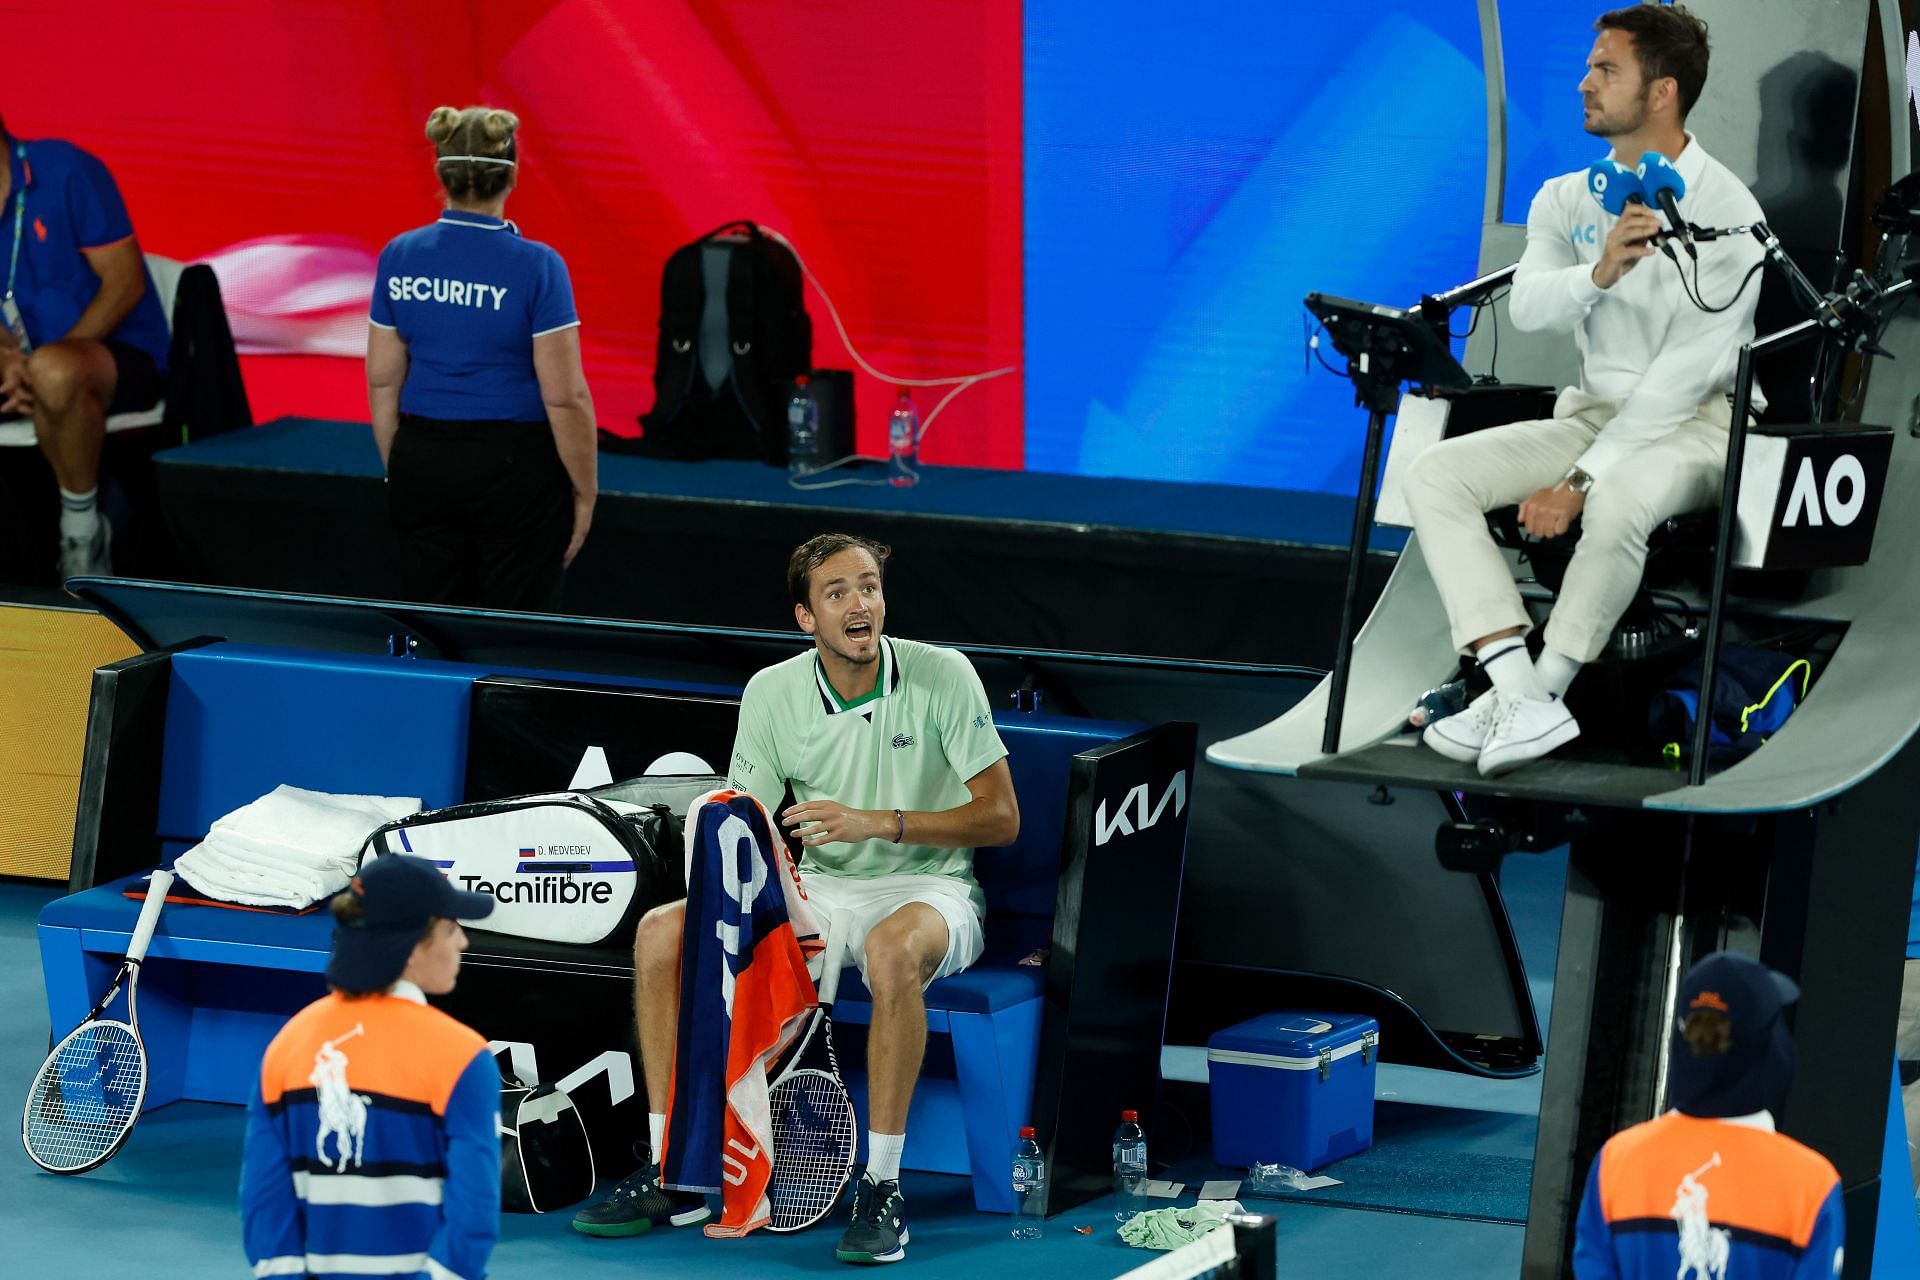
1574, 1111, 1843, 1280
241, 985, 499, 1280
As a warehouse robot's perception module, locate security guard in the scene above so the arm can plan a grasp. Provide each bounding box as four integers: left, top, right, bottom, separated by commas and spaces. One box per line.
367, 105, 596, 610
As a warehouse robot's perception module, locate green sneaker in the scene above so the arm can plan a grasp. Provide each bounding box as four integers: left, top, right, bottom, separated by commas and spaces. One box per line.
572, 1150, 712, 1238
835, 1173, 907, 1264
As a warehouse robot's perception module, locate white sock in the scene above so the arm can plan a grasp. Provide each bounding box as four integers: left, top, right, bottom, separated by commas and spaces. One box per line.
867, 1131, 905, 1183
1477, 636, 1545, 701
59, 487, 99, 540
1535, 646, 1582, 701
648, 1112, 667, 1162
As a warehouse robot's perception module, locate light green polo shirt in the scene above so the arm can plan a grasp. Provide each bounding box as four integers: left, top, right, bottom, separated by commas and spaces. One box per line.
725, 636, 1009, 912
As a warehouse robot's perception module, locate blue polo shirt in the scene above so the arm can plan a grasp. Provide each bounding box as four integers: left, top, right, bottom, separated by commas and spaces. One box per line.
1, 138, 170, 373
369, 211, 579, 423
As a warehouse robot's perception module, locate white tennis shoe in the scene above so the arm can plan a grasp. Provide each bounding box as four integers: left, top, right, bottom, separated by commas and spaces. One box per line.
1479, 693, 1580, 776
58, 514, 112, 580
1422, 691, 1504, 763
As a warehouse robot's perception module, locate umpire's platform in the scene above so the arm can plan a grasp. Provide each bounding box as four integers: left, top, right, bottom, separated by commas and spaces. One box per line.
1206, 417, 1911, 813
1208, 303, 1920, 1278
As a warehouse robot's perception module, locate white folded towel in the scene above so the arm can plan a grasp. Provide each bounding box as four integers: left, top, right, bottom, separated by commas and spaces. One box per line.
182, 834, 337, 899
174, 845, 325, 908
211, 784, 420, 853
173, 784, 423, 910
215, 829, 362, 879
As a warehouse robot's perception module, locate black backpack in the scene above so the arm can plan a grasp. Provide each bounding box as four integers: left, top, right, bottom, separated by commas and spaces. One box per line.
632, 221, 811, 464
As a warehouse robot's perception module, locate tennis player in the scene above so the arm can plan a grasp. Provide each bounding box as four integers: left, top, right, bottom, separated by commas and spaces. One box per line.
573, 532, 1020, 1265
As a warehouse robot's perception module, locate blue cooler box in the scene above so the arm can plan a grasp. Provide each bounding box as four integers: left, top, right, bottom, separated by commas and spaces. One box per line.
1207, 1010, 1379, 1171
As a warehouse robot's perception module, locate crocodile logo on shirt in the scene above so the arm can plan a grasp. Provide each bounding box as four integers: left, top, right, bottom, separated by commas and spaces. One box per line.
891, 733, 916, 750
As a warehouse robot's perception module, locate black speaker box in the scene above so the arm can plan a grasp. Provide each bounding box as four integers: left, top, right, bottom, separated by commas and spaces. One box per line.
808, 367, 856, 462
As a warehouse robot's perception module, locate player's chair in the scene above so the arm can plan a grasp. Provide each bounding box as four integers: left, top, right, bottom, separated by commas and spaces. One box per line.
0, 254, 182, 583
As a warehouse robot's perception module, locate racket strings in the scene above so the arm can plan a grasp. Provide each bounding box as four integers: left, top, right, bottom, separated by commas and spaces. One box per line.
767, 1069, 857, 1230
23, 1022, 145, 1171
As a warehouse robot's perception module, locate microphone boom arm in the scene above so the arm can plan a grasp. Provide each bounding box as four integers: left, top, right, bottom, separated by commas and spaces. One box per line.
1417, 264, 1518, 343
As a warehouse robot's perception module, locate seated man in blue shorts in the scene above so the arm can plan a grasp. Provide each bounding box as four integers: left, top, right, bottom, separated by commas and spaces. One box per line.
574, 532, 1021, 1265
0, 114, 171, 577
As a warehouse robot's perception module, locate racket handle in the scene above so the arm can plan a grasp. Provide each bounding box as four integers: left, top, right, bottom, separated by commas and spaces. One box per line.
817, 931, 848, 1006
126, 869, 175, 963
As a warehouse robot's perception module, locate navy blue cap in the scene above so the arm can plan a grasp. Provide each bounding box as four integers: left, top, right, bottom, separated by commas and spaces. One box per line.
326, 854, 493, 993
1668, 951, 1800, 1118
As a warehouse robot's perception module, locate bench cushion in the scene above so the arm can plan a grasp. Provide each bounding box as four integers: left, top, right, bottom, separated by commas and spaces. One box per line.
44, 874, 1045, 1013
42, 876, 337, 954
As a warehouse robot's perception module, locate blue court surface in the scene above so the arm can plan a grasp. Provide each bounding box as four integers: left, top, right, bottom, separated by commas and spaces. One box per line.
10, 838, 1916, 1276
1, 867, 1557, 1279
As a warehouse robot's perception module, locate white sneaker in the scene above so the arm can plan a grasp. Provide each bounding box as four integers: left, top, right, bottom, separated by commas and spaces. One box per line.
1423, 691, 1503, 763
57, 515, 113, 580
1478, 694, 1580, 776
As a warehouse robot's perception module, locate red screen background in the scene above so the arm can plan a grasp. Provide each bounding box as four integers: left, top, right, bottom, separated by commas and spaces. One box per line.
4, 0, 1023, 466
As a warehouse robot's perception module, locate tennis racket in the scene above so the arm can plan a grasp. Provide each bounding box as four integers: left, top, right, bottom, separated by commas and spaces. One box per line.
22, 869, 175, 1174
766, 921, 857, 1232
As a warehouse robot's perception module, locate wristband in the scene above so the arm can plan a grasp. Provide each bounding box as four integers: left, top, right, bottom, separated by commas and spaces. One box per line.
893, 809, 905, 844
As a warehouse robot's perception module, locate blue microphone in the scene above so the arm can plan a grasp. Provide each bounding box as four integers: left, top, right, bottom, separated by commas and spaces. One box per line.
1635, 151, 1694, 258
1586, 159, 1645, 216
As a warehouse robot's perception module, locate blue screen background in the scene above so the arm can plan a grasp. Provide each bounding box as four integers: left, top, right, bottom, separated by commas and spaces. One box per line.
1022, 1, 1605, 492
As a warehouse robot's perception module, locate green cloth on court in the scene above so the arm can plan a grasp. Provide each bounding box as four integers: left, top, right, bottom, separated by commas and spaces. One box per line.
1117, 1200, 1245, 1250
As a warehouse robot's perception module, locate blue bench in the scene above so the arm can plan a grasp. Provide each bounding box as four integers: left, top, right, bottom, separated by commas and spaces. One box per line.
39, 639, 1169, 1214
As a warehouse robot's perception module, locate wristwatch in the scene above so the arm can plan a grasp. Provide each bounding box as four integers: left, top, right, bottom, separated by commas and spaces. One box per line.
1561, 465, 1595, 494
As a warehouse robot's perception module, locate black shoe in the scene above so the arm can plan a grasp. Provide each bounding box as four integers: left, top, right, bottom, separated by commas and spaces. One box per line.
572, 1150, 712, 1238
835, 1173, 907, 1264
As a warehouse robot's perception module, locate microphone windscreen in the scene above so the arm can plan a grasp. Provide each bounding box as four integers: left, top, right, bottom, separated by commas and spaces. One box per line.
1635, 151, 1687, 204
1586, 159, 1645, 216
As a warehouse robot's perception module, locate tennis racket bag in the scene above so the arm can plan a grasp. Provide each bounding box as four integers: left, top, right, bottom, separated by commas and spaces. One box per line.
633, 221, 812, 465
361, 792, 681, 946
499, 1071, 596, 1213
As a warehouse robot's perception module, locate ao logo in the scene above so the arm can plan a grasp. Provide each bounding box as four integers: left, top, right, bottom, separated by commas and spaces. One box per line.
1782, 453, 1866, 528
713, 813, 766, 1016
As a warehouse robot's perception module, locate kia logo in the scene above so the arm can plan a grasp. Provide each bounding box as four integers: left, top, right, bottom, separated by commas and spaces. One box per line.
1094, 772, 1188, 846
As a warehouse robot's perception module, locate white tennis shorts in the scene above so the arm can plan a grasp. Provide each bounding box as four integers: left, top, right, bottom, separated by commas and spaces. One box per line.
801, 872, 984, 988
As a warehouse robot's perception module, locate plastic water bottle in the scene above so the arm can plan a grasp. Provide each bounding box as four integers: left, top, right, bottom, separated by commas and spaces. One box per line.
1011, 1125, 1046, 1239
887, 389, 919, 488
1408, 678, 1470, 729
786, 375, 818, 476
1112, 1109, 1148, 1221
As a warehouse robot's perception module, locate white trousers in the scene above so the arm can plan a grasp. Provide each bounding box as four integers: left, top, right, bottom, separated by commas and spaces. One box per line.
1402, 388, 1731, 663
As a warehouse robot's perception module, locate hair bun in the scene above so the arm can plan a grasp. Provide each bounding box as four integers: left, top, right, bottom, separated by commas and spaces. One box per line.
424, 106, 461, 145
481, 109, 520, 144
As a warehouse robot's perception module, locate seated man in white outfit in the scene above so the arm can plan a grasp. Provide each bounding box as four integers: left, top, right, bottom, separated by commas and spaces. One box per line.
1404, 3, 1764, 775
574, 532, 1019, 1266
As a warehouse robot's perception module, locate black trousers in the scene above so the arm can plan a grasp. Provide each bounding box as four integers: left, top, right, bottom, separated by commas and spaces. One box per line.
387, 415, 572, 612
